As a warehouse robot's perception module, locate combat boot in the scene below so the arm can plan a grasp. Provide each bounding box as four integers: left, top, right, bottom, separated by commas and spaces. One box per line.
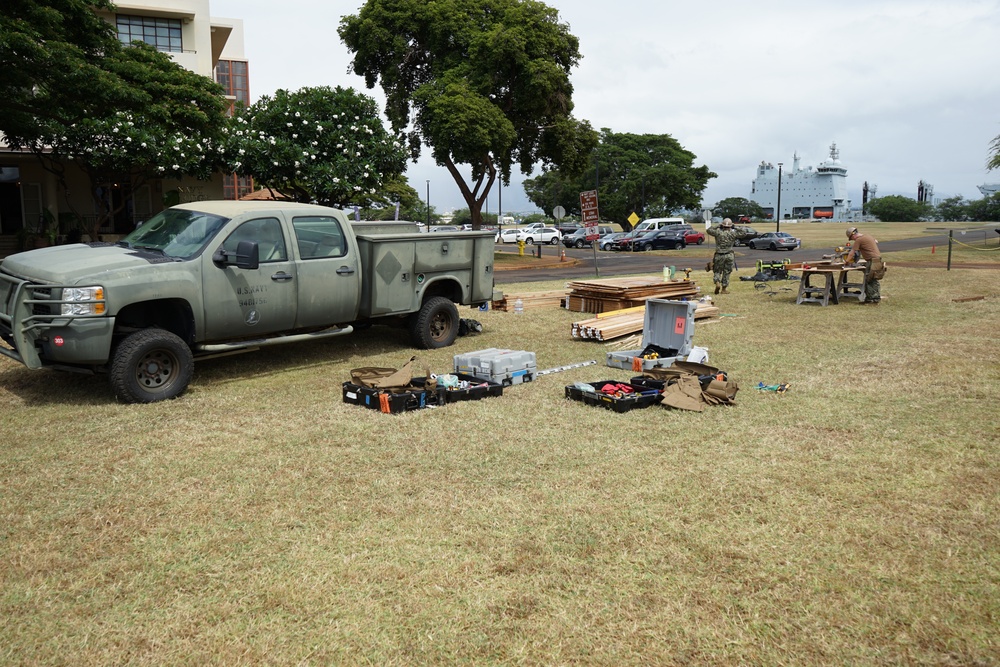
721, 287, 730, 294
714, 281, 721, 295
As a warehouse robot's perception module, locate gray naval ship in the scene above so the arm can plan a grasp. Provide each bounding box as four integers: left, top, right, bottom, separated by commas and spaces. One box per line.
750, 143, 853, 221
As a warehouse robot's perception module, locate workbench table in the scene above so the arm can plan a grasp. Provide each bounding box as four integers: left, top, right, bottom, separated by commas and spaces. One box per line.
796, 264, 867, 306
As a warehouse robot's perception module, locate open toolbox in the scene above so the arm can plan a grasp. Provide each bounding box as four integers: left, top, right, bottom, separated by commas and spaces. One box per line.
341, 381, 434, 414
564, 379, 663, 413
606, 299, 698, 371
410, 373, 505, 403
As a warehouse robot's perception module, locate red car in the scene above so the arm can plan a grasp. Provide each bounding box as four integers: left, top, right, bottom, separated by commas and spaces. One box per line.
666, 224, 705, 245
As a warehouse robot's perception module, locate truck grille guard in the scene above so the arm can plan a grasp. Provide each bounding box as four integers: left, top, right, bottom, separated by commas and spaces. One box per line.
0, 272, 107, 369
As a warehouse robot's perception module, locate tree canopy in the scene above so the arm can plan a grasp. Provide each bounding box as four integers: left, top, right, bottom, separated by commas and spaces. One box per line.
0, 0, 126, 141
339, 0, 597, 228
522, 129, 716, 228
712, 197, 765, 221
13, 41, 229, 238
989, 134, 1000, 171
220, 86, 406, 207
865, 195, 931, 222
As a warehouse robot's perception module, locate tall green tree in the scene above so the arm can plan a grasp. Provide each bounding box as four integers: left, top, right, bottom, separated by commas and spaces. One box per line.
523, 129, 716, 228
0, 0, 124, 141
712, 197, 765, 221
934, 196, 969, 222
221, 86, 406, 208
989, 134, 1000, 171
360, 177, 435, 222
965, 192, 1000, 222
14, 42, 229, 239
865, 195, 931, 222
339, 0, 598, 229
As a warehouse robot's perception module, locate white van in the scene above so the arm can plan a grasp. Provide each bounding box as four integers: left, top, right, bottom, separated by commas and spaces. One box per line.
632, 217, 686, 234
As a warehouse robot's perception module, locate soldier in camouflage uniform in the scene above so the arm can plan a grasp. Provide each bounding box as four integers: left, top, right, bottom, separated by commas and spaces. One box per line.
844, 226, 884, 305
705, 218, 755, 294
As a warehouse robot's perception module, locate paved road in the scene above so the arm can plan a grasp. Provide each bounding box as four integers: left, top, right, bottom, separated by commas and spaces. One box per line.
494, 231, 967, 285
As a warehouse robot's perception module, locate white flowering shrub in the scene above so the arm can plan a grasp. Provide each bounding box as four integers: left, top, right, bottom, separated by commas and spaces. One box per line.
219, 86, 406, 207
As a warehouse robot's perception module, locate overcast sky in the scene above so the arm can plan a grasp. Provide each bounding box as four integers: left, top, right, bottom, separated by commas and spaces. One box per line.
211, 0, 1000, 216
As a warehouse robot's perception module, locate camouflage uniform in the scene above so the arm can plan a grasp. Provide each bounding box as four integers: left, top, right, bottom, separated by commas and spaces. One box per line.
706, 225, 755, 292
845, 232, 883, 304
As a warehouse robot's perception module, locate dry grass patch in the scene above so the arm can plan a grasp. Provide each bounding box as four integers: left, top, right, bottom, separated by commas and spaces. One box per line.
2, 266, 999, 665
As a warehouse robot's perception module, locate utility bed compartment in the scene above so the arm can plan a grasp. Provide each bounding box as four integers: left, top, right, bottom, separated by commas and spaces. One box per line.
606, 299, 697, 371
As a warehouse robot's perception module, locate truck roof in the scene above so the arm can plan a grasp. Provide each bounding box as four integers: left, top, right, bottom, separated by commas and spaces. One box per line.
173, 200, 344, 217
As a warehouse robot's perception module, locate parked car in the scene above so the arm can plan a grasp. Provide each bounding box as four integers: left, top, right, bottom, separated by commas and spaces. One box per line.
555, 221, 584, 236
599, 231, 629, 251
747, 231, 800, 250
610, 231, 643, 251
562, 225, 614, 248
430, 225, 461, 232
516, 227, 562, 245
496, 228, 521, 243
521, 222, 547, 230
665, 224, 705, 245
733, 226, 760, 246
630, 228, 687, 251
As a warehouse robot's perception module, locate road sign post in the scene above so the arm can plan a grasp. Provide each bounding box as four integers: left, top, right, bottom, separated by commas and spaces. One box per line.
580, 190, 600, 277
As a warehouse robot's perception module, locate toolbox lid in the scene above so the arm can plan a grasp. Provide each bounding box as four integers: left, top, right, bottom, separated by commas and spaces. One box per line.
641, 299, 697, 356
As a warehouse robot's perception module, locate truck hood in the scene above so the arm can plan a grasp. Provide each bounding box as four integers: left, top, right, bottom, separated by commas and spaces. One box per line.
0, 244, 177, 284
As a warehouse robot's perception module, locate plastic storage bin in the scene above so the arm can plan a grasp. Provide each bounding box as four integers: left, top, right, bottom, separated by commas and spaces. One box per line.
342, 382, 433, 413
564, 380, 663, 413
454, 348, 537, 386
410, 373, 505, 403
606, 299, 697, 371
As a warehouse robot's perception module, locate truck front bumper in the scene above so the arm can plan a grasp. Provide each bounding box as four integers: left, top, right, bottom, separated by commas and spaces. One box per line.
0, 274, 114, 369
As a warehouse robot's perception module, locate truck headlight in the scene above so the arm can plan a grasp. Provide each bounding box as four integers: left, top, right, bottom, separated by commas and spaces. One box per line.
61, 286, 106, 316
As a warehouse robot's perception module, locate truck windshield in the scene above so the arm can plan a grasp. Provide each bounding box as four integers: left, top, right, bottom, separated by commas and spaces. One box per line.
122, 209, 229, 259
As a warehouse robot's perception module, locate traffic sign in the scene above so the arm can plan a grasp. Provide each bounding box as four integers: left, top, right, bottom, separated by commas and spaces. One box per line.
628, 212, 640, 226
580, 190, 600, 239
553, 205, 566, 220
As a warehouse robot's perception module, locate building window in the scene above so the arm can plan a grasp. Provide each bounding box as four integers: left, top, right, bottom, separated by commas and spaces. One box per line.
215, 60, 250, 113
223, 174, 254, 201
117, 15, 183, 53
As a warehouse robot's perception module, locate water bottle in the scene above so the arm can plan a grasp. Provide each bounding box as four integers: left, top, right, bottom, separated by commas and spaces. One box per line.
513, 298, 524, 314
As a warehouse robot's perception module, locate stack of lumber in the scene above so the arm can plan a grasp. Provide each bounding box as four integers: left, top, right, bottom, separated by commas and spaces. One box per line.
571, 302, 721, 341
491, 288, 569, 311
564, 276, 699, 313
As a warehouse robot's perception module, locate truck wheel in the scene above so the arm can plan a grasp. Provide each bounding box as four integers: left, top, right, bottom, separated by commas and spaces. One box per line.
110, 328, 193, 403
575, 239, 585, 249
410, 296, 459, 349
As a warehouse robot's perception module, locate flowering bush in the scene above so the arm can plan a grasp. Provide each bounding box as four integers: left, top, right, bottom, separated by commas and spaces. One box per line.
219, 86, 406, 207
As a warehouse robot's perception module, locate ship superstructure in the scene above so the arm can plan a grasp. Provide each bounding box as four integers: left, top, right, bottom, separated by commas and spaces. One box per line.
750, 143, 852, 221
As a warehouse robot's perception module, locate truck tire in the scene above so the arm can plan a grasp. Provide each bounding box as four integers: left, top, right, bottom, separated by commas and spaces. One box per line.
410, 296, 459, 349
110, 328, 194, 403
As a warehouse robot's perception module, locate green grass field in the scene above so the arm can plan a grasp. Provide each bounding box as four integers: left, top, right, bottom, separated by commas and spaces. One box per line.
1, 259, 999, 665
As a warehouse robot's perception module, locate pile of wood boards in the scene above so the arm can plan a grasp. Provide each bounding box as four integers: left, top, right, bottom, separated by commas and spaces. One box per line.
565, 276, 699, 313
491, 289, 569, 311
571, 302, 720, 341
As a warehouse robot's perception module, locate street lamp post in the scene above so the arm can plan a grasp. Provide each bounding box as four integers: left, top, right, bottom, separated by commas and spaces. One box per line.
425, 180, 430, 228
775, 163, 783, 233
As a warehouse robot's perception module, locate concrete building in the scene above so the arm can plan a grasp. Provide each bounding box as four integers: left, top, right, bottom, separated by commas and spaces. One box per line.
0, 0, 248, 252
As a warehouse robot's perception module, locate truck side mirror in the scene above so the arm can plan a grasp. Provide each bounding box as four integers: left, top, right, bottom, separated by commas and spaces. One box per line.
212, 240, 259, 270
234, 240, 259, 270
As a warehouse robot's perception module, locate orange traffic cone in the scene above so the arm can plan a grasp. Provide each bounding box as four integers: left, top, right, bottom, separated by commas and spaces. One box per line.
560, 249, 566, 262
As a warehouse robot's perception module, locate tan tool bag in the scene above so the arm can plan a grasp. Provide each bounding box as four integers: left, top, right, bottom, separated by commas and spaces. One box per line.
350, 355, 417, 390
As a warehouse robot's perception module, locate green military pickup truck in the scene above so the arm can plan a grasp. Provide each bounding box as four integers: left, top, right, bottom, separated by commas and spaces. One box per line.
0, 201, 498, 403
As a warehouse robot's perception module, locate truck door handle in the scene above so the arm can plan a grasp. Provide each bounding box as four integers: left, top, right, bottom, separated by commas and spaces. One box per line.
336, 266, 355, 275
271, 272, 293, 282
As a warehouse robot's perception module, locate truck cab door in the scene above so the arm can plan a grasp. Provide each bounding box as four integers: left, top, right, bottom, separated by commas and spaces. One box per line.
289, 213, 360, 328
203, 216, 297, 338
